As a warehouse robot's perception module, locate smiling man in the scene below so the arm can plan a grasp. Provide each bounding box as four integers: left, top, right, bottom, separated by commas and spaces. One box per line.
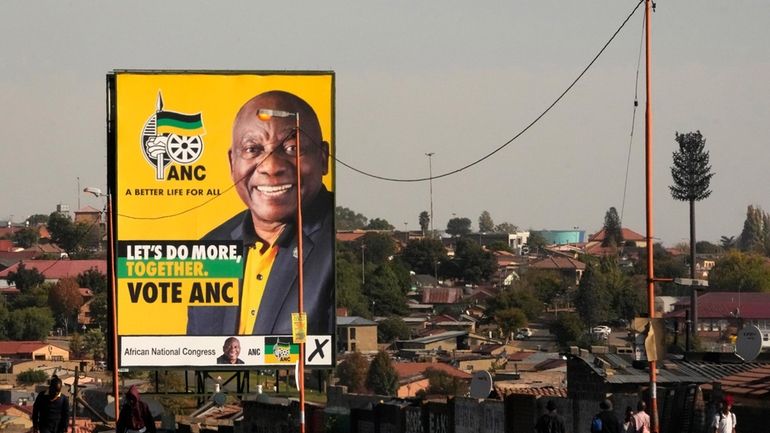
187, 90, 334, 337
216, 337, 244, 364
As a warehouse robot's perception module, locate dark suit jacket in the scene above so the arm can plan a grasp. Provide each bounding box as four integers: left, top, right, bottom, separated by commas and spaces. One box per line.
187, 188, 334, 336
216, 354, 245, 364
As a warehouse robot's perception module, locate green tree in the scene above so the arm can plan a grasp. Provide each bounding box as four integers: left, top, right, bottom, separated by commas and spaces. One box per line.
377, 316, 411, 343
449, 238, 496, 284
88, 292, 109, 330
494, 308, 527, 341
12, 284, 50, 309
526, 270, 568, 306
418, 368, 469, 397
494, 222, 518, 233
738, 205, 770, 255
419, 211, 430, 235
550, 312, 585, 348
361, 233, 396, 264
366, 218, 394, 230
709, 250, 770, 293
335, 206, 368, 230
77, 268, 107, 294
12, 227, 39, 248
7, 307, 55, 340
27, 214, 49, 226
670, 130, 714, 278
446, 217, 472, 237
365, 264, 408, 316
47, 212, 99, 257
401, 238, 448, 276
336, 255, 371, 318
6, 263, 44, 291
16, 369, 48, 385
720, 235, 737, 250
49, 277, 84, 333
70, 332, 85, 358
335, 351, 369, 393
487, 241, 513, 253
574, 263, 609, 327
601, 207, 624, 248
365, 350, 398, 396
478, 211, 494, 232
526, 230, 547, 254
84, 328, 107, 360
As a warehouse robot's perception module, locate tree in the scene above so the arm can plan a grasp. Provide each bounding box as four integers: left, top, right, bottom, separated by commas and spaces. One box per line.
446, 217, 472, 237
6, 263, 44, 291
12, 227, 38, 248
377, 316, 411, 343
69, 333, 85, 358
361, 232, 396, 264
601, 207, 624, 248
527, 270, 568, 306
77, 268, 107, 294
449, 238, 496, 284
550, 312, 585, 348
27, 214, 49, 226
366, 218, 394, 230
49, 277, 84, 333
494, 308, 527, 341
365, 264, 408, 316
6, 307, 54, 340
83, 328, 107, 360
526, 230, 547, 254
494, 222, 518, 233
335, 206, 368, 230
738, 205, 770, 255
401, 238, 448, 276
419, 211, 430, 235
336, 255, 371, 318
709, 250, 770, 293
335, 351, 369, 393
418, 368, 469, 397
478, 211, 494, 232
47, 212, 100, 257
16, 369, 48, 385
720, 235, 737, 250
88, 292, 109, 330
365, 350, 398, 395
670, 130, 714, 279
574, 263, 610, 328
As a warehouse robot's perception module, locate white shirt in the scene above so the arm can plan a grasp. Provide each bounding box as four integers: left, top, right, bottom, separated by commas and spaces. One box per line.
712, 411, 736, 433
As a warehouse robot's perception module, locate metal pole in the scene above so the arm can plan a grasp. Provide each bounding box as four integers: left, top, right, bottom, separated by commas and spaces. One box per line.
689, 200, 698, 351
107, 194, 120, 421
643, 1, 659, 431
295, 113, 306, 433
426, 153, 435, 235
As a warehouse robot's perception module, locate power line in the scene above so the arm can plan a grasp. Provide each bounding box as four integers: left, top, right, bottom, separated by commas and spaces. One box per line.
336, 0, 645, 183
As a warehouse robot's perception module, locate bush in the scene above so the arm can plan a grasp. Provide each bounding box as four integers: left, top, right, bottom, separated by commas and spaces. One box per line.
17, 369, 48, 385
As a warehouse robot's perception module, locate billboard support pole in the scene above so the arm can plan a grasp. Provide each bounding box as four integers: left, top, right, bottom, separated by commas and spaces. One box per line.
108, 193, 120, 421
294, 112, 307, 433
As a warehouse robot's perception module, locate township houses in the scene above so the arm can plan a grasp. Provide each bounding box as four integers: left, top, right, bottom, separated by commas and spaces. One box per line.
337, 316, 378, 354
393, 361, 472, 398
0, 259, 106, 284
665, 291, 770, 340
0, 341, 69, 361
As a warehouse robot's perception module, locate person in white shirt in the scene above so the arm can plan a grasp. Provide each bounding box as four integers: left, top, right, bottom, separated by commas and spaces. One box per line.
712, 397, 736, 433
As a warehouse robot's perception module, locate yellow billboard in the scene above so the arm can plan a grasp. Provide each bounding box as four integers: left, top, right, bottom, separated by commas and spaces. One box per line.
109, 71, 335, 368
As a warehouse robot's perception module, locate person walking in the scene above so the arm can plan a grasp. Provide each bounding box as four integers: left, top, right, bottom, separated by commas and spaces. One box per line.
535, 399, 566, 433
116, 385, 156, 433
592, 399, 622, 433
711, 396, 736, 433
32, 376, 69, 433
633, 400, 650, 433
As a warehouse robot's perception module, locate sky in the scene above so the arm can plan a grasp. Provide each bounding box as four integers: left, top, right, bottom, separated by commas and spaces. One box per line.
1, 1, 769, 246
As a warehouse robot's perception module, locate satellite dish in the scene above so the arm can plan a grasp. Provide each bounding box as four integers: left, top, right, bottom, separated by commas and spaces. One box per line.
736, 324, 763, 362
469, 370, 493, 399
212, 392, 226, 407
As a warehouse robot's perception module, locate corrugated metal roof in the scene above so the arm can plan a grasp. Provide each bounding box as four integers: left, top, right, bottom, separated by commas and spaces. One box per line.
337, 316, 377, 326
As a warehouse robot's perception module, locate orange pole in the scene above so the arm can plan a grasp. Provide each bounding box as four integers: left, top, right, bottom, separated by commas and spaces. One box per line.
295, 114, 306, 433
644, 1, 659, 432
107, 195, 120, 421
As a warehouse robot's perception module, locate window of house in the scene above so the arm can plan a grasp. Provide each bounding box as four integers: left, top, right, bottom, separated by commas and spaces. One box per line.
350, 328, 357, 340
350, 342, 357, 352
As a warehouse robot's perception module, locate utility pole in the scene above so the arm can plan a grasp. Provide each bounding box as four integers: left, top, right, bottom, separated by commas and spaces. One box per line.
361, 243, 366, 285
426, 153, 435, 236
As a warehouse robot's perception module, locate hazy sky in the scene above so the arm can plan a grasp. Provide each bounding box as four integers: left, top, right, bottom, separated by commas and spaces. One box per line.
2, 1, 768, 245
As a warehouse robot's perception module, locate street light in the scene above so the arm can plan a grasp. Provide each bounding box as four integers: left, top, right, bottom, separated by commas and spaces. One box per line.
425, 153, 435, 236
82, 186, 119, 421
254, 108, 308, 433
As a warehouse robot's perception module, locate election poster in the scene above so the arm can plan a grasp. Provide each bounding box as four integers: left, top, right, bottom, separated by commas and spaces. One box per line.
108, 71, 335, 368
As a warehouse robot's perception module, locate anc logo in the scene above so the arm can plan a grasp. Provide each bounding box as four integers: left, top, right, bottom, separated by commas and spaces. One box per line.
141, 92, 206, 181
264, 337, 299, 364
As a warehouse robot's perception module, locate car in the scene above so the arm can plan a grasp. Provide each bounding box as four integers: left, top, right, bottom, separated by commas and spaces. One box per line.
517, 327, 533, 338
592, 325, 611, 335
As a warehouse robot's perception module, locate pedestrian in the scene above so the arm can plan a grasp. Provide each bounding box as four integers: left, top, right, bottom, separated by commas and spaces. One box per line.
32, 375, 69, 433
622, 406, 635, 433
591, 399, 622, 433
633, 400, 650, 433
711, 396, 736, 433
116, 385, 156, 433
535, 399, 566, 433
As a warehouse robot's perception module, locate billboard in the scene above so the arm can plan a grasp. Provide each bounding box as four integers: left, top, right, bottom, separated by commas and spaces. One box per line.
108, 71, 335, 368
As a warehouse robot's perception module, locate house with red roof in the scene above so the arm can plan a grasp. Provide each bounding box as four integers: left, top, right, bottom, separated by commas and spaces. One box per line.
0, 341, 69, 361
0, 259, 106, 283
392, 361, 472, 398
664, 291, 770, 341
528, 255, 586, 286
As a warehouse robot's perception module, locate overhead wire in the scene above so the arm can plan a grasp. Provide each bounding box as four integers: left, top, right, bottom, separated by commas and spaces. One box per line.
620, 6, 646, 226
116, 0, 645, 220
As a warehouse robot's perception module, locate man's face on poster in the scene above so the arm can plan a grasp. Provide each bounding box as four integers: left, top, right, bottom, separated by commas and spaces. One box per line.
230, 92, 328, 232
223, 337, 241, 363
